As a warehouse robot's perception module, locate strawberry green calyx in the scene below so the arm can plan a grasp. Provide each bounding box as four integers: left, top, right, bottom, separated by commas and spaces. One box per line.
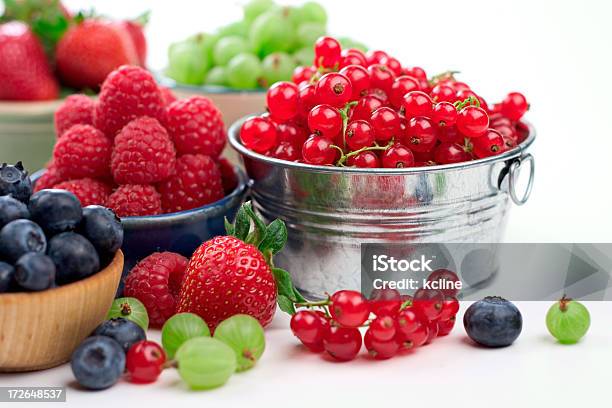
224, 201, 305, 315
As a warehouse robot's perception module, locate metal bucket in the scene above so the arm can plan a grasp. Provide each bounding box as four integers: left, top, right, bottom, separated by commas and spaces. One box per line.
229, 118, 535, 298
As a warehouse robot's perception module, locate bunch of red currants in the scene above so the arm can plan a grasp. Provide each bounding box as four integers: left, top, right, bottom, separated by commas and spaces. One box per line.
289, 269, 460, 361
240, 36, 529, 168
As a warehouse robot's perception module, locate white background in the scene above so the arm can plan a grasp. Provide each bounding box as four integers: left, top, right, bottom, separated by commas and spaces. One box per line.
2, 0, 612, 406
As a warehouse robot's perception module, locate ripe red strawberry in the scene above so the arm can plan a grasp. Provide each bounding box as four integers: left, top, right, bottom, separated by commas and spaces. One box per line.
54, 94, 95, 137
177, 202, 300, 331
117, 20, 147, 66
158, 154, 223, 213
94, 65, 165, 137
164, 96, 226, 158
56, 19, 139, 89
0, 21, 59, 101
124, 252, 189, 327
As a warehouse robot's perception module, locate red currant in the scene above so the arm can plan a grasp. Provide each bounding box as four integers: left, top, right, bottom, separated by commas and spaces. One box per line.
347, 151, 380, 168
272, 142, 300, 161
330, 290, 370, 328
396, 308, 419, 337
370, 315, 397, 342
297, 84, 318, 120
126, 340, 166, 384
381, 143, 415, 168
267, 81, 299, 122
323, 326, 362, 361
472, 128, 504, 158
365, 49, 388, 66
345, 120, 375, 150
339, 49, 367, 68
292, 66, 316, 85
405, 116, 437, 153
434, 142, 471, 164
496, 125, 518, 148
240, 116, 278, 153
370, 107, 401, 143
389, 75, 420, 108
368, 64, 395, 94
501, 92, 528, 121
402, 91, 433, 120
435, 125, 462, 144
351, 96, 383, 121
412, 288, 444, 321
290, 310, 329, 352
403, 66, 428, 89
277, 122, 308, 146
339, 65, 370, 100
432, 101, 458, 127
368, 288, 402, 317
439, 296, 459, 321
314, 36, 341, 69
437, 316, 456, 336
364, 329, 400, 360
425, 320, 439, 344
398, 320, 429, 349
426, 269, 461, 297
381, 56, 402, 76
456, 106, 489, 137
302, 135, 336, 165
315, 72, 353, 108
307, 104, 342, 139
451, 81, 470, 92
430, 84, 456, 102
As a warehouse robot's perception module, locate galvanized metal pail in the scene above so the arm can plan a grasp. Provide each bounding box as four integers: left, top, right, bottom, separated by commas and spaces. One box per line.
229, 117, 535, 298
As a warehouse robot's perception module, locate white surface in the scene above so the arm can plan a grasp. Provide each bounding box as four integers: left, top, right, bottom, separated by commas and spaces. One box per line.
3, 0, 612, 406
1, 302, 610, 406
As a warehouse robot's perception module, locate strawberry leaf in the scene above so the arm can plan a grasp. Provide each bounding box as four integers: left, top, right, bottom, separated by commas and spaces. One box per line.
277, 295, 296, 315
272, 267, 297, 302
243, 202, 266, 246
224, 217, 235, 236
231, 204, 250, 241
258, 219, 287, 255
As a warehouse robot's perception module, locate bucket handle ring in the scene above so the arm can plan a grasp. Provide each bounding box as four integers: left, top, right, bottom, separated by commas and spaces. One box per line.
506, 153, 535, 205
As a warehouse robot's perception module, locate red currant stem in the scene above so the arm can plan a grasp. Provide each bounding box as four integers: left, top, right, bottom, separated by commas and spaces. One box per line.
399, 298, 413, 311
329, 144, 346, 166
338, 101, 359, 149
294, 298, 331, 308
335, 140, 394, 166
453, 96, 480, 110
428, 70, 460, 86
163, 360, 178, 370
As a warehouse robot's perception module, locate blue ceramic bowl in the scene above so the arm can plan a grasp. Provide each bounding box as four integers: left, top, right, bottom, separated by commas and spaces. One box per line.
31, 167, 249, 289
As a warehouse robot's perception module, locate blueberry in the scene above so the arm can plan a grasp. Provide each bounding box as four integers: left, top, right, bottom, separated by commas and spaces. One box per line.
0, 195, 30, 229
0, 261, 15, 292
28, 189, 82, 235
14, 253, 56, 291
70, 336, 125, 390
47, 232, 100, 284
463, 296, 523, 347
93, 318, 146, 353
0, 219, 47, 263
0, 162, 32, 203
79, 206, 124, 257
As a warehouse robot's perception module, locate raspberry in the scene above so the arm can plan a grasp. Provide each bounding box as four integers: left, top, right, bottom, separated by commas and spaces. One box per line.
53, 178, 112, 207
34, 162, 66, 192
124, 252, 189, 327
54, 94, 95, 137
53, 124, 112, 179
94, 65, 165, 137
159, 86, 177, 106
106, 184, 162, 217
164, 96, 226, 158
111, 117, 176, 185
158, 154, 223, 213
217, 157, 238, 194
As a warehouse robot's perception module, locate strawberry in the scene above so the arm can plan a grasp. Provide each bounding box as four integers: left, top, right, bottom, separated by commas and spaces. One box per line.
56, 19, 140, 89
177, 202, 304, 331
0, 21, 59, 101
117, 19, 147, 66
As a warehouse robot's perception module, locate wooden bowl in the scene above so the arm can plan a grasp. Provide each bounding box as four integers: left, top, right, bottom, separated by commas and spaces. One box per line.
0, 251, 124, 372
